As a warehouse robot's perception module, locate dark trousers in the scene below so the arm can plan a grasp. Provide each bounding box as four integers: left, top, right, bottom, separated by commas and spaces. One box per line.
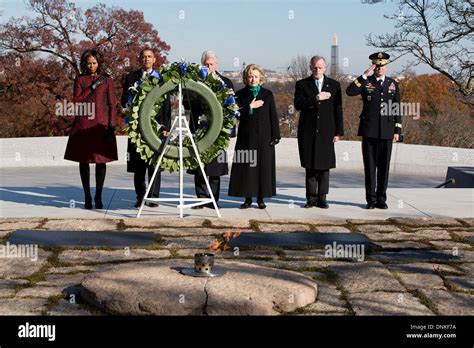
362, 137, 393, 204
134, 166, 161, 202
305, 168, 329, 203
195, 175, 220, 202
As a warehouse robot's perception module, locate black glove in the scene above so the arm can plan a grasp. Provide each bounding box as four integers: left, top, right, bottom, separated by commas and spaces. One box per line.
91, 75, 107, 90
270, 138, 280, 146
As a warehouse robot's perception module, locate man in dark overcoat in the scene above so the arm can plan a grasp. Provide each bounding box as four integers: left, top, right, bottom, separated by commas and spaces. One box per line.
187, 51, 235, 209
122, 48, 171, 208
294, 55, 344, 209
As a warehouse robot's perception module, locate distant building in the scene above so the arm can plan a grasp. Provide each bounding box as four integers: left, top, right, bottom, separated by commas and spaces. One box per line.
330, 33, 339, 77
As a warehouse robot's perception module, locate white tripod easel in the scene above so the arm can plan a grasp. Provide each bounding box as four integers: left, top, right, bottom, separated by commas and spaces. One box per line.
136, 82, 221, 218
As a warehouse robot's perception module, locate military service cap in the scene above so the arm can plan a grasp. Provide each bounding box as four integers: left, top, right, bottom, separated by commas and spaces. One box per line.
369, 52, 390, 66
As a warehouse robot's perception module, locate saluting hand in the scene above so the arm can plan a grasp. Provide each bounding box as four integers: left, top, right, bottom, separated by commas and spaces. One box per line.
363, 64, 376, 78
250, 98, 264, 109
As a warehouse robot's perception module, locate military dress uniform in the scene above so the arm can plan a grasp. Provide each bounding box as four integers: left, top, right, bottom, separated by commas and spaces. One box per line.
346, 52, 402, 208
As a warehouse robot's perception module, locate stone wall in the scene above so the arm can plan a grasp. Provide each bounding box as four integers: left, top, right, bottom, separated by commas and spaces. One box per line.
1, 136, 472, 176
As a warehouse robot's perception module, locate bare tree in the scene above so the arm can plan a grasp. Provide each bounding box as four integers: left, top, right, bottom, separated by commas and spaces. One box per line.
288, 55, 310, 82
366, 0, 473, 104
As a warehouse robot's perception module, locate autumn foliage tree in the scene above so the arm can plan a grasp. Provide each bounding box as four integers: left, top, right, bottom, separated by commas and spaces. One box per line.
0, 0, 170, 137
0, 52, 72, 136
262, 73, 472, 148
398, 73, 473, 148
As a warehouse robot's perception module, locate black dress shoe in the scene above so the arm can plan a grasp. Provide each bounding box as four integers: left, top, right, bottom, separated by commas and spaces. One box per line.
134, 200, 142, 208
375, 202, 388, 209
366, 203, 376, 209
206, 202, 220, 209
316, 201, 329, 209
145, 201, 158, 208
94, 196, 103, 209
240, 201, 252, 209
257, 202, 266, 209
84, 197, 92, 210
304, 201, 315, 208
191, 204, 204, 209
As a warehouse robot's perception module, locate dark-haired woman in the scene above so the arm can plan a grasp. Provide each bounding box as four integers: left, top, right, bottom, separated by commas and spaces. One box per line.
64, 49, 118, 209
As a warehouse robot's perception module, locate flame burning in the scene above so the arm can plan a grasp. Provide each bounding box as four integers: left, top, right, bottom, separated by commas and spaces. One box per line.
209, 228, 241, 253
209, 239, 224, 252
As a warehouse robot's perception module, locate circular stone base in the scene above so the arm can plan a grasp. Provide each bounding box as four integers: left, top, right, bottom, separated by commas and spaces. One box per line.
80, 259, 317, 315
180, 267, 226, 277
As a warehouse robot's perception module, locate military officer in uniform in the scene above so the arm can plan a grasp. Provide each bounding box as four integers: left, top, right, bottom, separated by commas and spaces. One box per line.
346, 52, 402, 209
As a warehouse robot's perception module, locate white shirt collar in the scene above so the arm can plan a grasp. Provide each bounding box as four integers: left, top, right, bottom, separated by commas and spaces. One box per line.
142, 68, 154, 77
313, 76, 324, 83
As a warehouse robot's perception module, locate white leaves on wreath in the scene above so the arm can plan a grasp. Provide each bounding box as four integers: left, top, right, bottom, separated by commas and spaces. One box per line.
128, 82, 140, 94
198, 114, 208, 125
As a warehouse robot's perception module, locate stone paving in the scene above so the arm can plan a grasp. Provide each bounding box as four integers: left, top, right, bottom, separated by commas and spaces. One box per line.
0, 217, 473, 316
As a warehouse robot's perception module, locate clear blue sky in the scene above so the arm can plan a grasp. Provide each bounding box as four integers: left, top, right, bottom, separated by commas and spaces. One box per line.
1, 0, 435, 75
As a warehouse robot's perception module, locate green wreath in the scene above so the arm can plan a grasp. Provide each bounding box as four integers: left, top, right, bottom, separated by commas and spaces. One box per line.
125, 62, 239, 172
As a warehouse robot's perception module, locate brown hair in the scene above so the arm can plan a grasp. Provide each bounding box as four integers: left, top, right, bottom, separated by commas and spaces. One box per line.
242, 64, 265, 86
80, 49, 104, 75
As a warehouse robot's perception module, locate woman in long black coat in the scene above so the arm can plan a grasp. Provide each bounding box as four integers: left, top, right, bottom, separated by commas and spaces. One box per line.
228, 64, 281, 209
64, 49, 118, 209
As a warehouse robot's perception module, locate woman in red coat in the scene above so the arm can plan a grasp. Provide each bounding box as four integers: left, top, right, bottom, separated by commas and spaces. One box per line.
64, 49, 118, 209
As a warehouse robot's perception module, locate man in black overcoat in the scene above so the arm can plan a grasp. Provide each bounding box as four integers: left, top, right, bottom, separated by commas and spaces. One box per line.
122, 48, 171, 208
294, 55, 344, 209
346, 52, 402, 209
186, 51, 235, 209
